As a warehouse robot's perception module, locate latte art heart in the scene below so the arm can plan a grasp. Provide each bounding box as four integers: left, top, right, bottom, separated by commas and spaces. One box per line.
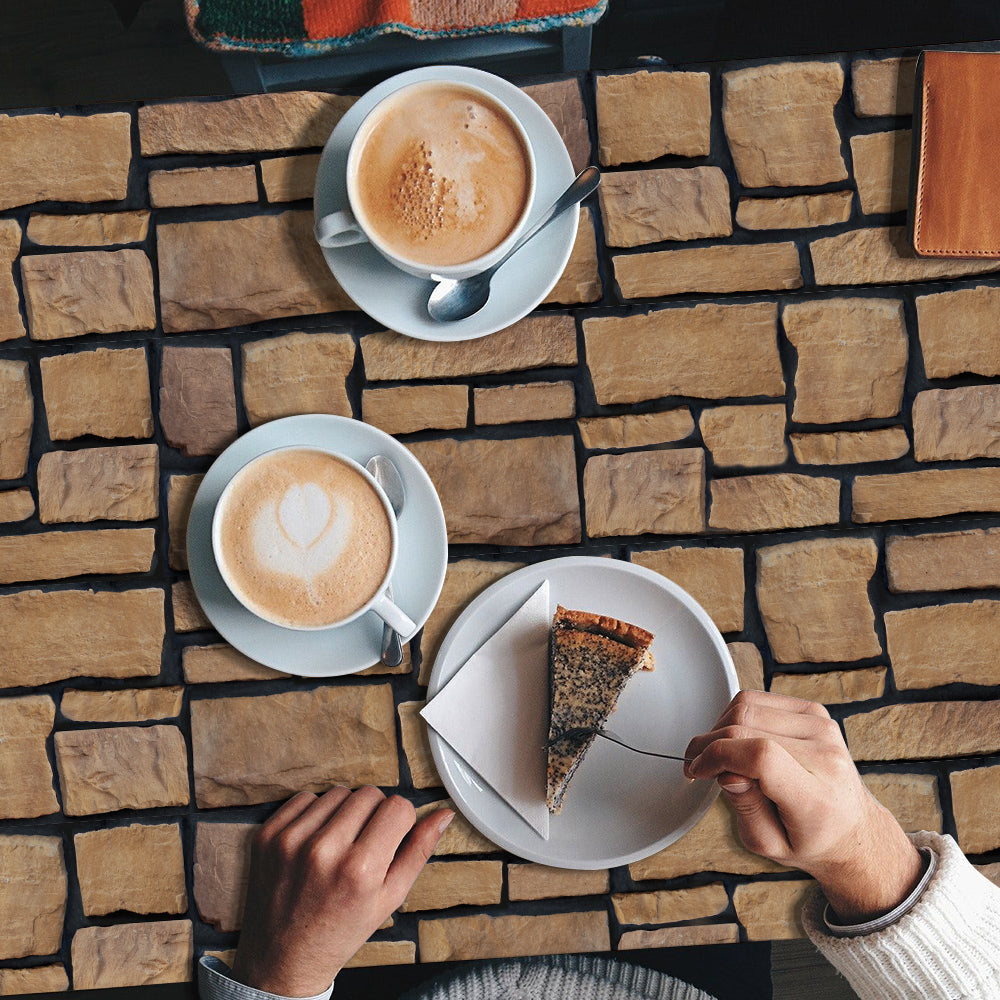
277, 483, 333, 549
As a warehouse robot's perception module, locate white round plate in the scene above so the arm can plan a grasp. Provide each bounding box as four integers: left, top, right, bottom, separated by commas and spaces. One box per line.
314, 65, 578, 342
426, 557, 739, 869
186, 415, 447, 676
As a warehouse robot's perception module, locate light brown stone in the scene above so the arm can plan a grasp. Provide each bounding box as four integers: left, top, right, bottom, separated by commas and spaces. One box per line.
887, 528, 1000, 592
40, 346, 152, 440
736, 192, 853, 230
0, 965, 68, 995
853, 468, 1000, 523
0, 588, 164, 687
0, 528, 155, 584
399, 860, 502, 911
733, 880, 812, 940
700, 404, 787, 468
584, 303, 784, 405
791, 428, 909, 465
191, 686, 398, 807
0, 696, 57, 819
585, 448, 705, 537
363, 314, 576, 380
844, 701, 1000, 760
710, 474, 840, 533
950, 764, 1000, 854
157, 212, 354, 333
723, 62, 845, 187
770, 667, 887, 704
632, 546, 743, 633
862, 773, 942, 834
26, 210, 149, 246
543, 206, 602, 305
811, 227, 1000, 285
75, 823, 187, 916
783, 297, 907, 423
630, 798, 789, 880
756, 538, 879, 664
728, 642, 765, 691
399, 701, 440, 789
0, 488, 34, 522
979, 863, 1000, 889
522, 78, 590, 173
0, 112, 131, 210
418, 910, 609, 962
474, 382, 574, 425
182, 643, 284, 683
578, 410, 694, 450
138, 92, 355, 155
595, 71, 711, 165
415, 798, 500, 856
242, 331, 354, 427
38, 443, 158, 523
62, 687, 184, 723
0, 360, 32, 479
916, 284, 1000, 377
851, 130, 911, 215
0, 836, 66, 960
507, 865, 609, 900
0, 220, 24, 342
363, 385, 468, 435
852, 57, 917, 117
886, 601, 1000, 689
619, 925, 740, 949
149, 165, 258, 207
160, 346, 237, 456
260, 153, 321, 202
22, 249, 155, 340
168, 473, 204, 570
599, 167, 731, 247
172, 580, 211, 632
71, 920, 192, 988
615, 242, 802, 298
913, 385, 1000, 461
55, 725, 189, 815
193, 822, 255, 931
409, 436, 580, 546
343, 941, 416, 969
613, 883, 728, 926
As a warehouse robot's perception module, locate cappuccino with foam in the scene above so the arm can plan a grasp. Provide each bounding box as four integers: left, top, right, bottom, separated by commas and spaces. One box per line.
214, 448, 393, 629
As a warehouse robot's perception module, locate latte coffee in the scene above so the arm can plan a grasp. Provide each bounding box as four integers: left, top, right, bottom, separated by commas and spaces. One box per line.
215, 448, 393, 629
351, 82, 533, 268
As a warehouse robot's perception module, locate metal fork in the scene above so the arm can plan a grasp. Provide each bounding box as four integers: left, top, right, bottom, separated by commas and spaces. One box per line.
544, 726, 693, 762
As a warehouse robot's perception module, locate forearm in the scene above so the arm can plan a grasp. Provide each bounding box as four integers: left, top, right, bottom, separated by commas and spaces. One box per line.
198, 956, 334, 1000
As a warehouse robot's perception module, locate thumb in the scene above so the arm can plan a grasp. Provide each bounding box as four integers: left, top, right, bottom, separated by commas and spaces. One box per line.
718, 773, 792, 861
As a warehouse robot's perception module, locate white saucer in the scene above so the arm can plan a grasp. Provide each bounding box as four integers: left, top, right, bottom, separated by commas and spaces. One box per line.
314, 65, 578, 342
426, 557, 739, 869
186, 415, 448, 677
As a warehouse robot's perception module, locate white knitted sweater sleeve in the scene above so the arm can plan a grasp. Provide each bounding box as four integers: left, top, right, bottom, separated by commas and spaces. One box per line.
800, 831, 1000, 1000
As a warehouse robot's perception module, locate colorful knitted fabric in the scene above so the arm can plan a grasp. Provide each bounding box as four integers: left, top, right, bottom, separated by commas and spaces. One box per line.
186, 0, 607, 55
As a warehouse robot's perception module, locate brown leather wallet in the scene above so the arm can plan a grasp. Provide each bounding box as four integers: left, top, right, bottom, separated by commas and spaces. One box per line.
910, 49, 1000, 258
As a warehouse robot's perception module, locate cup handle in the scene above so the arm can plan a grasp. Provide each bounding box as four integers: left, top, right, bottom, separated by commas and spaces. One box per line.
369, 591, 416, 641
314, 210, 368, 248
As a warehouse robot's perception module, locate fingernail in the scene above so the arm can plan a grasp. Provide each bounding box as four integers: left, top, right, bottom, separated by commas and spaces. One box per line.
719, 778, 752, 794
436, 810, 455, 834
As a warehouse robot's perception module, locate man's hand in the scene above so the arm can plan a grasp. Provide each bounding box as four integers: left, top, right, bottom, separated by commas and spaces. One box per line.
231, 786, 453, 997
684, 690, 924, 923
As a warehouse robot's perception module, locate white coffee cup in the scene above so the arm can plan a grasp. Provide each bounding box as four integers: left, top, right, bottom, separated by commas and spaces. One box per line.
314, 77, 536, 280
212, 446, 415, 638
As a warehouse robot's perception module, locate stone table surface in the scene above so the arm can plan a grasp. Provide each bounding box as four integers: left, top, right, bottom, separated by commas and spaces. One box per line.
0, 46, 999, 996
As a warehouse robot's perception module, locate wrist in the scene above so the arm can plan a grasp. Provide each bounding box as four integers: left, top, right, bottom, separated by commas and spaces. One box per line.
231, 952, 336, 999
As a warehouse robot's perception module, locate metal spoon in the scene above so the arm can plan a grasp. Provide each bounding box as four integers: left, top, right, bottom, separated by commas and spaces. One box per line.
365, 455, 406, 667
545, 726, 693, 762
427, 165, 601, 323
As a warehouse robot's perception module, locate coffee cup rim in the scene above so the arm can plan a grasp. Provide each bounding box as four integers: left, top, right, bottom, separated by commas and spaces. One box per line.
211, 444, 400, 632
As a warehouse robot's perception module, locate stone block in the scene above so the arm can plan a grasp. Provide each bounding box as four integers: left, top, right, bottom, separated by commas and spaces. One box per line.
699, 404, 787, 468
0, 587, 164, 687
631, 546, 743, 633
578, 410, 694, 450
728, 642, 765, 691
844, 701, 1000, 760
362, 385, 468, 435
408, 436, 580, 546
790, 428, 909, 465
167, 473, 204, 570
619, 925, 740, 949
916, 285, 1000, 377
0, 966, 68, 995
852, 57, 917, 117
415, 798, 499, 856
55, 725, 189, 815
507, 865, 609, 900
160, 346, 238, 457
193, 822, 255, 931
709, 474, 839, 533
399, 701, 441, 789
474, 382, 574, 425
0, 696, 57, 819
0, 488, 34, 522
38, 444, 158, 522
756, 537, 879, 664
0, 528, 155, 584
191, 686, 398, 807
260, 153, 321, 202
949, 764, 1000, 854
26, 210, 149, 246
0, 836, 66, 960
75, 823, 187, 916
543, 206, 602, 305
149, 165, 258, 207
861, 773, 942, 834
887, 528, 1000, 592
343, 941, 416, 969
399, 860, 502, 911
0, 360, 32, 479
583, 303, 784, 405
851, 130, 911, 214
783, 297, 907, 423
853, 468, 1000, 522
71, 920, 192, 988
61, 687, 184, 722
595, 71, 711, 165
242, 331, 354, 427
172, 580, 211, 632
585, 448, 705, 537
599, 167, 731, 246
736, 192, 853, 230
733, 880, 812, 940
723, 62, 846, 187
770, 667, 887, 705
182, 643, 284, 683
522, 78, 590, 173
612, 883, 728, 925
913, 385, 1000, 461
0, 219, 24, 341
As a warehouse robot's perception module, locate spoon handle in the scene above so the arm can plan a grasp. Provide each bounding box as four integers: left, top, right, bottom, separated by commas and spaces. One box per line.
545, 726, 693, 762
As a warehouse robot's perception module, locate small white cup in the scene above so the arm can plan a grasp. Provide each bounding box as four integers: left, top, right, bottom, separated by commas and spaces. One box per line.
212, 446, 415, 638
314, 78, 536, 280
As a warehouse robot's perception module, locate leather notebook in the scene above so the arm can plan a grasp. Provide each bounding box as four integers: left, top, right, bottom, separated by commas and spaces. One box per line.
910, 50, 1000, 258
